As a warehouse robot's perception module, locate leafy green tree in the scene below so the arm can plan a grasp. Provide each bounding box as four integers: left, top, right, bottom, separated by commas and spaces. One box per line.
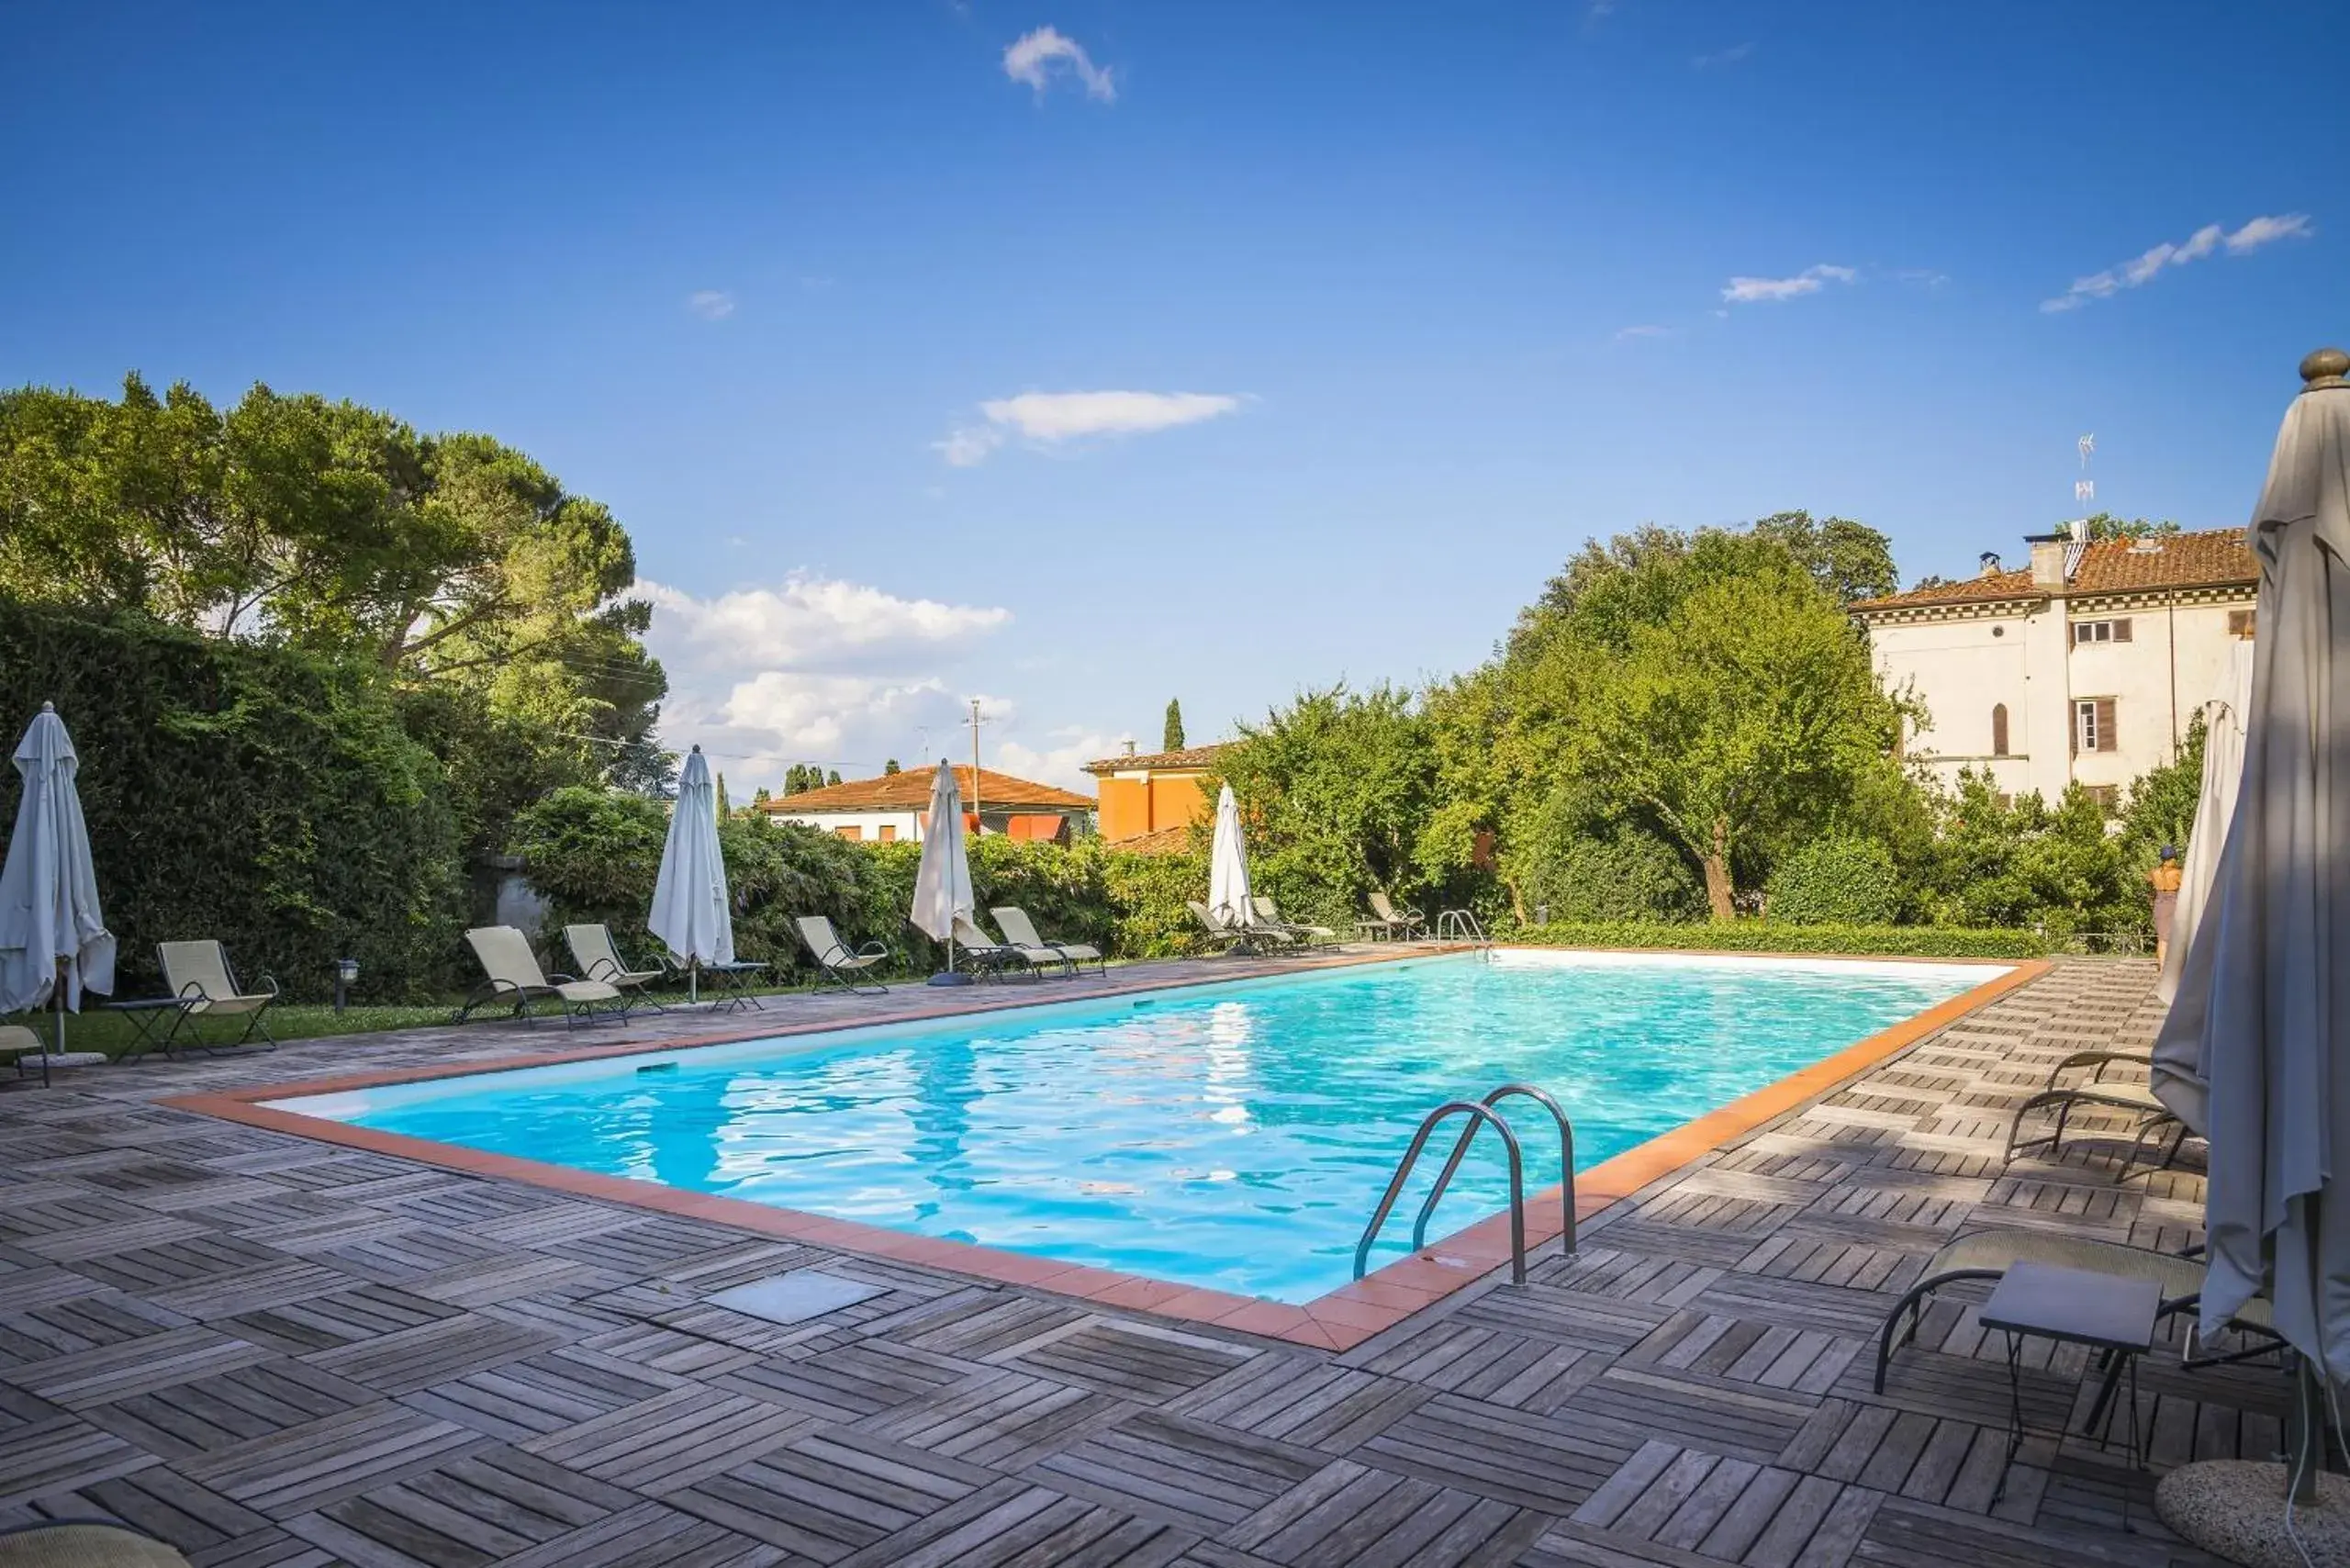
0, 374, 668, 790
827, 768, 842, 787
1208, 685, 1443, 928
1749, 510, 1900, 602
750, 786, 771, 810
715, 772, 731, 819
2078, 512, 2182, 543
882, 758, 901, 775
1162, 699, 1186, 751
1459, 527, 1913, 922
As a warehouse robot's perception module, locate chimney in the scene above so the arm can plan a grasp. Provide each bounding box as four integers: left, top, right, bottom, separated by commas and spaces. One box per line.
1978, 552, 2002, 577
1122, 739, 1137, 757
2028, 532, 2067, 588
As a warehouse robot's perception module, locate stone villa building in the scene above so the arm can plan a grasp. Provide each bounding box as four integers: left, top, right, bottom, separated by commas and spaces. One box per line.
1852, 523, 2258, 805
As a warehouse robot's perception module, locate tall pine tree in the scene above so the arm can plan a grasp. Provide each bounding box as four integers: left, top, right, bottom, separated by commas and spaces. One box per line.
1163, 698, 1186, 751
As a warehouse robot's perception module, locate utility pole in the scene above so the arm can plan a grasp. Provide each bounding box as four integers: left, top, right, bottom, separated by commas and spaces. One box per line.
968, 699, 986, 828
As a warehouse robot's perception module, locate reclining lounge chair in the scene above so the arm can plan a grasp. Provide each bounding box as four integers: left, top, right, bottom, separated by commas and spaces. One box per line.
950, 913, 1038, 980
796, 915, 891, 994
565, 924, 668, 1013
454, 926, 624, 1026
157, 940, 280, 1051
992, 906, 1104, 975
1253, 896, 1335, 946
2002, 1049, 2192, 1174
1367, 891, 1427, 940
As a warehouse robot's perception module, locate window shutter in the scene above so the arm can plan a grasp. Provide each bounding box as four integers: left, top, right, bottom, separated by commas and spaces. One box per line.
2070, 702, 2081, 756
2095, 698, 2117, 752
2113, 619, 2132, 644
1990, 704, 2009, 757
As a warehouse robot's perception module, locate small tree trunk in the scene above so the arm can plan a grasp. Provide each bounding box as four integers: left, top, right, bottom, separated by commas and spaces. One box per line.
1701, 817, 1735, 922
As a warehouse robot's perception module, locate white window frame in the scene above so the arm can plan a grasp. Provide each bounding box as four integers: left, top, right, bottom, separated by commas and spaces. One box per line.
2072, 619, 2130, 645
2074, 697, 2116, 754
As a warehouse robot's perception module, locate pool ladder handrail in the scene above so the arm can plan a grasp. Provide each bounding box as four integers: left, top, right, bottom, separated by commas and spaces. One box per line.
1353, 1084, 1578, 1285
1434, 909, 1492, 946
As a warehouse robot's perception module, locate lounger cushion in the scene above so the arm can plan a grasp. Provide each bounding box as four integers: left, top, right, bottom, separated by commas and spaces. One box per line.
0, 1522, 195, 1567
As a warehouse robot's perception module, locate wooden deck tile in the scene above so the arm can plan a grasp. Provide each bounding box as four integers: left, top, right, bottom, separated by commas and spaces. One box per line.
0, 956, 2300, 1565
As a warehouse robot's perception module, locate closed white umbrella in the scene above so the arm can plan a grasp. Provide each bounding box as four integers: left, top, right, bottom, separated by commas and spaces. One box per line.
0, 703, 116, 1066
1207, 784, 1252, 929
911, 762, 974, 985
649, 745, 733, 1003
2148, 349, 2350, 1550
2154, 637, 2255, 1017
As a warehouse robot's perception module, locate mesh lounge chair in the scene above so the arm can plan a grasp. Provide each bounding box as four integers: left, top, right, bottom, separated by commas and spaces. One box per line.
1186, 901, 1248, 953
156, 940, 279, 1051
565, 924, 668, 1013
796, 915, 890, 994
454, 925, 623, 1026
2002, 1049, 2191, 1173
1252, 896, 1335, 946
992, 906, 1104, 975
1874, 1228, 2281, 1418
951, 913, 1037, 980
1368, 892, 1427, 940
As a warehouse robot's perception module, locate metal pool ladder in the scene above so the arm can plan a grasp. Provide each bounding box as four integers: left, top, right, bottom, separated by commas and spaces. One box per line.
1434, 909, 1492, 948
1353, 1083, 1577, 1286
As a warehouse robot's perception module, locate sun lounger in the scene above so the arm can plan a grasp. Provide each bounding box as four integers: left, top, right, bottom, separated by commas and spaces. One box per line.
2, 1022, 106, 1086
454, 925, 624, 1025
992, 906, 1104, 974
951, 913, 1039, 980
2002, 1050, 2190, 1172
796, 915, 890, 994
1367, 891, 1427, 940
1252, 896, 1335, 946
1186, 901, 1249, 953
565, 924, 668, 1013
156, 940, 279, 1050
1874, 1228, 2280, 1406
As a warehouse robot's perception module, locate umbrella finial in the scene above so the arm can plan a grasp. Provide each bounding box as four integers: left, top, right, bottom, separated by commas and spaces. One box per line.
39, 701, 53, 712
2301, 347, 2349, 391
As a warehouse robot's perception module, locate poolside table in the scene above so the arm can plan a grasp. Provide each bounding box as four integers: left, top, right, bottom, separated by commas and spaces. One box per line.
699, 959, 770, 1012
1980, 1260, 2158, 1506
107, 996, 195, 1061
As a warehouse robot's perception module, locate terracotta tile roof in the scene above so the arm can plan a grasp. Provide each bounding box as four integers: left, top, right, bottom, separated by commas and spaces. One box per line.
1852, 528, 2256, 613
756, 764, 1093, 814
1108, 824, 1196, 855
1081, 743, 1230, 775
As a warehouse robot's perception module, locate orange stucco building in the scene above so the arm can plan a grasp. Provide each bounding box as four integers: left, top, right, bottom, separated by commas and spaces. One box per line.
1081, 744, 1227, 847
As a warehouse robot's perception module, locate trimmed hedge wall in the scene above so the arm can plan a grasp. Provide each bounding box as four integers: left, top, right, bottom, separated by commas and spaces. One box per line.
1511, 920, 2049, 959
0, 599, 467, 1001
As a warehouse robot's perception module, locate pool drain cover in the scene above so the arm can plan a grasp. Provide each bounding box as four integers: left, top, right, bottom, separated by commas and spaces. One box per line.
707, 1270, 884, 1324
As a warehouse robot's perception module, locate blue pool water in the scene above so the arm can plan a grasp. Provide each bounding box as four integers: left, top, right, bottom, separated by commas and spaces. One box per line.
280, 951, 2000, 1303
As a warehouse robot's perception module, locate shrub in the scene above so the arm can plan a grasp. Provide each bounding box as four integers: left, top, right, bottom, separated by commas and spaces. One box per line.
1516, 824, 1706, 924
1767, 837, 1903, 925
0, 599, 466, 1001
508, 789, 901, 979
1514, 921, 2047, 959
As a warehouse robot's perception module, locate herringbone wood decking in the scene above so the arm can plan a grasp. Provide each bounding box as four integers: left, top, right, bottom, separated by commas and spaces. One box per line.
0, 958, 2273, 1565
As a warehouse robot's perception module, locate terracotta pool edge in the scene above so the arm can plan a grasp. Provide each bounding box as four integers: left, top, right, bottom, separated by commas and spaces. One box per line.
167, 951, 2052, 1354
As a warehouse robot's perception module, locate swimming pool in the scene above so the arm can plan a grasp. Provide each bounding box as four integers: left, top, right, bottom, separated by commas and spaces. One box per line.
274, 950, 2008, 1304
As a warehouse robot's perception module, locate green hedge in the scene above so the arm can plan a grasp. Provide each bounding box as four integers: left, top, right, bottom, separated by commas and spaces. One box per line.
0, 599, 467, 1002
1511, 920, 2048, 959
1766, 836, 1903, 925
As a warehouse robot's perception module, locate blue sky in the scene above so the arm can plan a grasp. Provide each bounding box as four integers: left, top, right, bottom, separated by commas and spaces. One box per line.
5, 1, 2344, 789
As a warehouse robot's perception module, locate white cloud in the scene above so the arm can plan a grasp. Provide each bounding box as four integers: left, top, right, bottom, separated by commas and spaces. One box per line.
1721, 264, 1857, 305
1693, 42, 1755, 68
2042, 213, 2312, 312
1614, 324, 1674, 342
636, 573, 1102, 792
934, 425, 1005, 467
638, 575, 1011, 672
994, 729, 1126, 792
1003, 26, 1115, 102
935, 390, 1242, 465
686, 289, 736, 320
